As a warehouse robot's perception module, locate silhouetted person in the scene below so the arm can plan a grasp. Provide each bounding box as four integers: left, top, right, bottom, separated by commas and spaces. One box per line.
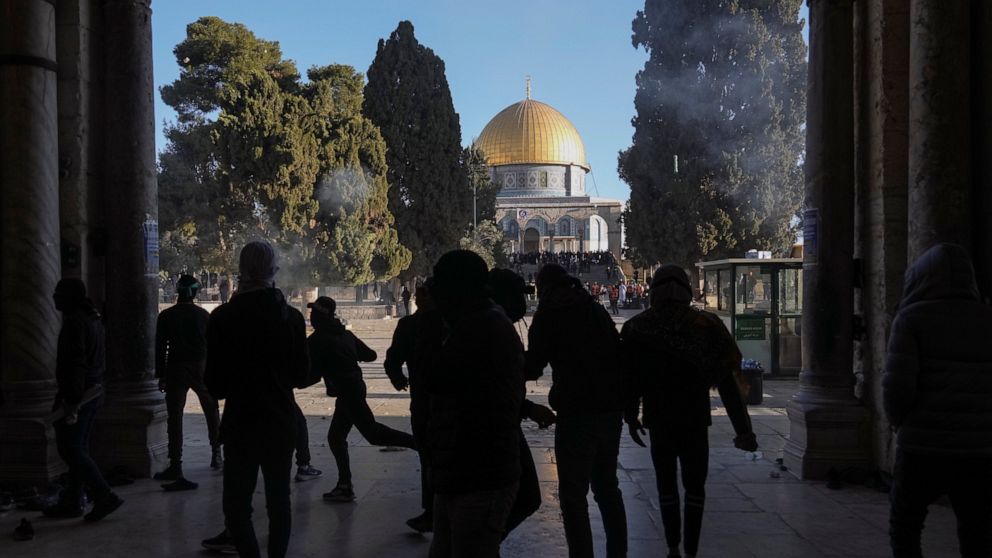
307, 296, 416, 502
621, 265, 757, 558
401, 285, 412, 316
884, 243, 992, 558
426, 250, 525, 558
384, 281, 445, 533
154, 274, 221, 491
527, 264, 627, 558
45, 278, 124, 522
219, 276, 230, 304
205, 240, 309, 558
488, 268, 554, 540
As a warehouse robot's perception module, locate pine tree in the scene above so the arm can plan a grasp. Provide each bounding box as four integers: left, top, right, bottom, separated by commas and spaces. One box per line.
618, 0, 806, 269
158, 17, 409, 285
363, 21, 472, 278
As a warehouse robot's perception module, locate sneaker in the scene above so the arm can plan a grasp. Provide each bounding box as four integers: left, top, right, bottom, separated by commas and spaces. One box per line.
295, 465, 322, 482
202, 530, 238, 554
153, 462, 182, 481
162, 477, 199, 492
42, 501, 83, 519
405, 510, 433, 533
210, 448, 223, 470
83, 493, 123, 522
13, 518, 34, 541
322, 484, 355, 502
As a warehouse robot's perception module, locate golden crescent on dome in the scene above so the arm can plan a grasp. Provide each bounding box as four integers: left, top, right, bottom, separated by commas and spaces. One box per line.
474, 99, 590, 171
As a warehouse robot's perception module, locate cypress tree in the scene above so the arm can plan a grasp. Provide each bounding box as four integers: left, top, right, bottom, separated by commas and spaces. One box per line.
618, 0, 806, 269
363, 21, 472, 278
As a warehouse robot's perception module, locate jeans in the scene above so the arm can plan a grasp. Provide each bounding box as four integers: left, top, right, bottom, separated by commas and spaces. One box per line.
890, 449, 992, 558
54, 399, 111, 506
649, 426, 708, 556
223, 442, 294, 558
294, 403, 310, 467
327, 375, 416, 485
411, 394, 433, 511
556, 412, 628, 558
165, 360, 220, 462
430, 481, 519, 558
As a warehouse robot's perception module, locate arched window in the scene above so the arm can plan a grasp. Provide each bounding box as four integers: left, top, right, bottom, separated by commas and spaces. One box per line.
558, 217, 572, 236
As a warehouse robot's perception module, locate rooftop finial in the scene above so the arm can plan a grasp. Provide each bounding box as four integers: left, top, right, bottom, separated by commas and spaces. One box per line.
525, 75, 532, 100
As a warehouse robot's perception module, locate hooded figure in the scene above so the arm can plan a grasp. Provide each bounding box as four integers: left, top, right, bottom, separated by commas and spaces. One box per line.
307, 296, 416, 504
425, 250, 525, 558
620, 265, 755, 558
44, 278, 125, 522
204, 240, 309, 558
883, 243, 992, 558
527, 263, 628, 558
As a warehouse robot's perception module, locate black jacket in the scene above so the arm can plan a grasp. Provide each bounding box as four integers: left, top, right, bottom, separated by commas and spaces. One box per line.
621, 302, 751, 436
383, 309, 445, 399
155, 302, 209, 377
426, 299, 525, 494
883, 244, 992, 456
308, 317, 376, 396
55, 305, 105, 406
526, 283, 623, 416
205, 288, 309, 448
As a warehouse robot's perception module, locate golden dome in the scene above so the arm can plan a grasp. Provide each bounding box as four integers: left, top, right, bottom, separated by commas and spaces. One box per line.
475, 99, 590, 171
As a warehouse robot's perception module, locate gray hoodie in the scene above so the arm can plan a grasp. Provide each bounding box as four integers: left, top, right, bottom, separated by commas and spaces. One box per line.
883, 243, 992, 456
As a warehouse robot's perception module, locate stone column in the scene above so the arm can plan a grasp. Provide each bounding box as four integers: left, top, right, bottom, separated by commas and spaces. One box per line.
89, 0, 167, 477
972, 2, 992, 302
907, 0, 972, 260
785, 0, 870, 480
0, 0, 65, 485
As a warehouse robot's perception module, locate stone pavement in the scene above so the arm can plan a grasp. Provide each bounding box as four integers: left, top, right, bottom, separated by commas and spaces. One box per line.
0, 312, 961, 557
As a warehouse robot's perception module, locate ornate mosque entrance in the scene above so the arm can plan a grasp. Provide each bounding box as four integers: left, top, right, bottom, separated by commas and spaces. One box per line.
523, 228, 541, 253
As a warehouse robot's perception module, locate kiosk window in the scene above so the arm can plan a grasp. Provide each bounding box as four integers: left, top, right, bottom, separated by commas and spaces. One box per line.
736, 265, 772, 315
780, 268, 803, 315
718, 270, 731, 311
704, 270, 719, 310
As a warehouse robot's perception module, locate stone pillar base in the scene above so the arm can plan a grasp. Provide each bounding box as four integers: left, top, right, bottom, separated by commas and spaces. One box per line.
784, 397, 871, 480
0, 380, 64, 487
91, 380, 167, 478
0, 417, 65, 487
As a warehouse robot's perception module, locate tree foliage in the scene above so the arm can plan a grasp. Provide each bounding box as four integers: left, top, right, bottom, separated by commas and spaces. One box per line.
158, 17, 409, 286
363, 21, 472, 278
618, 0, 806, 269
463, 146, 500, 225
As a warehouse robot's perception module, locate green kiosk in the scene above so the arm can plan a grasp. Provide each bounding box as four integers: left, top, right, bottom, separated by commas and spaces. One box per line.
696, 257, 803, 377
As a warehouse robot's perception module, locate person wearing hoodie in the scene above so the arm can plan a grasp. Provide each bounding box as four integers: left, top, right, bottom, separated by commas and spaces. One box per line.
526, 263, 628, 558
487, 268, 556, 541
204, 241, 310, 558
44, 278, 125, 522
426, 250, 525, 558
883, 243, 992, 558
620, 265, 756, 558
307, 296, 416, 503
154, 274, 222, 491
384, 281, 446, 533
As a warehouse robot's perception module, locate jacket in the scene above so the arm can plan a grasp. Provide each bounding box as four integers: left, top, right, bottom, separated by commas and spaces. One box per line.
205, 288, 309, 448
383, 309, 444, 401
425, 299, 525, 494
308, 317, 376, 396
620, 301, 751, 436
883, 244, 992, 456
55, 304, 106, 406
155, 302, 209, 377
526, 283, 624, 416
